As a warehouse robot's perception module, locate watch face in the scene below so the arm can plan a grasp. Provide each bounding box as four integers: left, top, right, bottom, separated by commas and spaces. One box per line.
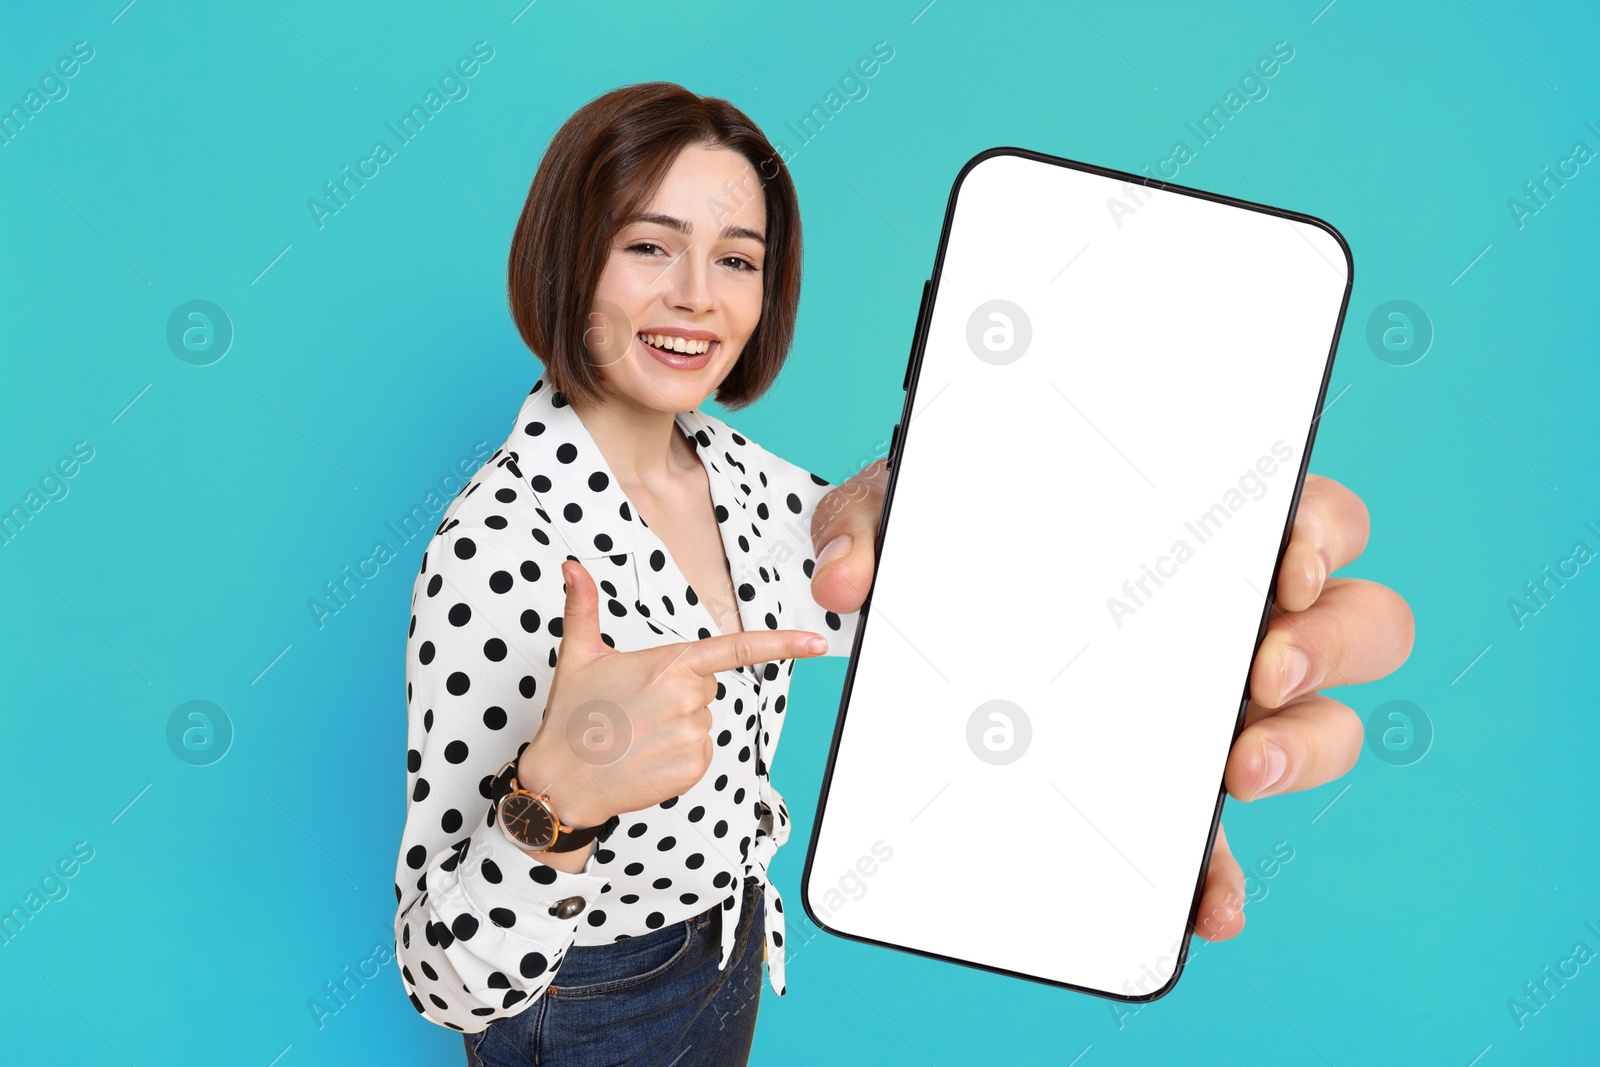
501, 793, 558, 851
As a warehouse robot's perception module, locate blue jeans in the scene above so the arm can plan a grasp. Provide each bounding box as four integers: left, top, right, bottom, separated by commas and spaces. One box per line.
464, 876, 765, 1067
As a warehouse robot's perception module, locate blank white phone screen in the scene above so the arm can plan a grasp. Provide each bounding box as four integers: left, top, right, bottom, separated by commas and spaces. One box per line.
806, 150, 1350, 999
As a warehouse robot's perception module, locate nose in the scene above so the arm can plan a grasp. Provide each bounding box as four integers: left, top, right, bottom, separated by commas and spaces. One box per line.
663, 245, 713, 315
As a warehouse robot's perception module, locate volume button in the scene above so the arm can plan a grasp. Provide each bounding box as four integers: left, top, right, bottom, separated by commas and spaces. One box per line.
903, 279, 932, 391
887, 421, 902, 472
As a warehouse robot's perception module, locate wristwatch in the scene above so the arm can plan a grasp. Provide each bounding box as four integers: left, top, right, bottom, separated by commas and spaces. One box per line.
489, 758, 618, 854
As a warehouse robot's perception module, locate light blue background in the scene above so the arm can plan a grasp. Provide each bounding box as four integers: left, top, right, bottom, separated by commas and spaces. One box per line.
2, 1, 1596, 1064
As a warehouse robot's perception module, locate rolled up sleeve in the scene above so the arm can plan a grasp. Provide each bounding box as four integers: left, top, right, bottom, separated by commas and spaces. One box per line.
392, 522, 604, 1032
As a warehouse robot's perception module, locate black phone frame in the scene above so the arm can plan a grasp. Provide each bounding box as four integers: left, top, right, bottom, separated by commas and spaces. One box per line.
799, 144, 1355, 1004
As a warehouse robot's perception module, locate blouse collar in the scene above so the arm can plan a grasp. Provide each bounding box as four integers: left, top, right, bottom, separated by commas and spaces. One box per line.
504, 377, 757, 558
502, 377, 783, 676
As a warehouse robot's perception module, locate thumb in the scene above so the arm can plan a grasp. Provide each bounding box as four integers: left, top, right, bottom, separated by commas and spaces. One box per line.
558, 559, 606, 662
811, 460, 888, 614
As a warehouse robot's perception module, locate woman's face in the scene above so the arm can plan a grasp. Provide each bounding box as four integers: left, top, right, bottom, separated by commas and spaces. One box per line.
586, 143, 768, 414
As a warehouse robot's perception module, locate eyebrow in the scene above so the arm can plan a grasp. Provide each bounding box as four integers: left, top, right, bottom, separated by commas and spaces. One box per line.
625, 212, 765, 246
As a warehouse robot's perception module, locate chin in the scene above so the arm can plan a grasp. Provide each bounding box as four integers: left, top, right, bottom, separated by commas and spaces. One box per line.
622, 354, 736, 411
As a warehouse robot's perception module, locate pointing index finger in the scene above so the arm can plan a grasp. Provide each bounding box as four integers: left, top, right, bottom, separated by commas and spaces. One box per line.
676, 630, 828, 676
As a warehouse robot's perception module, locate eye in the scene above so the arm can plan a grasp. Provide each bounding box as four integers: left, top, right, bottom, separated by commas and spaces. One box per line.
626, 241, 666, 257
720, 255, 759, 273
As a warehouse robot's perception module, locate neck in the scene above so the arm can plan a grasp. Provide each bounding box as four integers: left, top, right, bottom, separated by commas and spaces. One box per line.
570, 389, 697, 487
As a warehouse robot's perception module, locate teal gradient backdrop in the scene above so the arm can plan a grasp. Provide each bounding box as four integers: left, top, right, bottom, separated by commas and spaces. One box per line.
2, 1, 1596, 1064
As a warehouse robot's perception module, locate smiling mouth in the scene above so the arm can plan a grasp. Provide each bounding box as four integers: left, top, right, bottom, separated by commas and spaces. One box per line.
637, 332, 716, 357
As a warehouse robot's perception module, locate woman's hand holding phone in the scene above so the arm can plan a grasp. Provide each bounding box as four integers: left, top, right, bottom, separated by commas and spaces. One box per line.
1200, 472, 1413, 937
808, 465, 1414, 941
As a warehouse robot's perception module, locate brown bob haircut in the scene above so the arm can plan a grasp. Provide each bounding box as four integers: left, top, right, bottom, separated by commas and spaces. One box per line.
508, 82, 802, 411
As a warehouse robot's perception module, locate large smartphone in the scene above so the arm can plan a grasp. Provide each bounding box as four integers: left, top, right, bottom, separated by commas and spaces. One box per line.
803, 147, 1352, 1001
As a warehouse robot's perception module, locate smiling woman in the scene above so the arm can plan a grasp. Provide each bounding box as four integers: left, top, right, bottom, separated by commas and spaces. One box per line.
392, 82, 865, 1067
507, 85, 802, 415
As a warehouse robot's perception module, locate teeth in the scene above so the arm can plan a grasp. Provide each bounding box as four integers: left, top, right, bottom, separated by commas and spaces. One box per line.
640, 333, 711, 355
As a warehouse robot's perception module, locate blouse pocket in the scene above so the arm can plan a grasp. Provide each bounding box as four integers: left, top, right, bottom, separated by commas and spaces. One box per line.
546, 914, 704, 998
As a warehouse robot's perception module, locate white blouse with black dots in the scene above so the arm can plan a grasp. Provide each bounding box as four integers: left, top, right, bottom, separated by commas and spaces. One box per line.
392, 377, 859, 1033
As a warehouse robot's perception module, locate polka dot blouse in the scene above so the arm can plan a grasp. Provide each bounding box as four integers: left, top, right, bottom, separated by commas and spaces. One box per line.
393, 377, 859, 1033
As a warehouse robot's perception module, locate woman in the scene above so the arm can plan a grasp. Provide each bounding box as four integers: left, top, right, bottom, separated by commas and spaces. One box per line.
393, 82, 859, 1066
395, 79, 1414, 1067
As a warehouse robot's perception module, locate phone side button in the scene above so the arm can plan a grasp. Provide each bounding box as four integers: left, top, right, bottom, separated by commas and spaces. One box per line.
903, 279, 931, 391
887, 422, 901, 472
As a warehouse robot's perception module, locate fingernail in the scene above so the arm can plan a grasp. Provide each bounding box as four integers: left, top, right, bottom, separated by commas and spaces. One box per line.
1258, 740, 1289, 797
816, 534, 852, 569
804, 635, 828, 654
1282, 647, 1310, 702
